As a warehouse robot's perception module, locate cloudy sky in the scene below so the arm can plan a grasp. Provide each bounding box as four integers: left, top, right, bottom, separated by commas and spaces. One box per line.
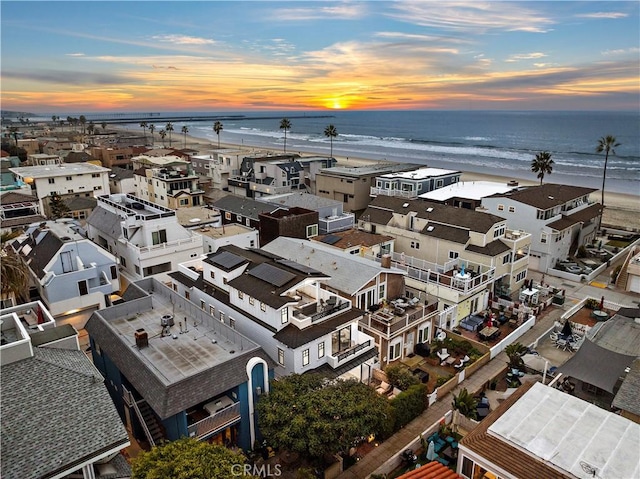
1, 1, 638, 112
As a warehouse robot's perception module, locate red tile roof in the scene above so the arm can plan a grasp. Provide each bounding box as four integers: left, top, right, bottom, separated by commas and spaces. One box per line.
396, 461, 463, 479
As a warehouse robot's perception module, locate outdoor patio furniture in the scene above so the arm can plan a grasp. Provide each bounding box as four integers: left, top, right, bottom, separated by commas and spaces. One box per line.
437, 348, 450, 362
376, 381, 391, 395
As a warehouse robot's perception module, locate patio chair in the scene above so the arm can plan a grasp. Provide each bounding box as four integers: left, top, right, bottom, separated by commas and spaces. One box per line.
376, 381, 391, 395
437, 348, 450, 363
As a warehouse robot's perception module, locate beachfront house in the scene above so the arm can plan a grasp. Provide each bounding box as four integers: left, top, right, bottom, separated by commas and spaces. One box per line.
419, 180, 519, 210
10, 220, 120, 328
370, 167, 461, 199
358, 196, 531, 327
481, 184, 602, 273
315, 163, 421, 213
133, 154, 204, 208
191, 148, 252, 191
261, 237, 446, 367
86, 193, 202, 279
85, 278, 274, 451
9, 162, 111, 215
167, 244, 378, 379
1, 301, 131, 479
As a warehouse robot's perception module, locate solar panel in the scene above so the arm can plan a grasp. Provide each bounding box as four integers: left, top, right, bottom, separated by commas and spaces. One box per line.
211, 251, 245, 269
276, 259, 323, 275
321, 234, 341, 245
248, 263, 296, 287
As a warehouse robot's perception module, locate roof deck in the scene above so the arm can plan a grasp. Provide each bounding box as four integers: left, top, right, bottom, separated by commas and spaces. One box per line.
97, 193, 176, 219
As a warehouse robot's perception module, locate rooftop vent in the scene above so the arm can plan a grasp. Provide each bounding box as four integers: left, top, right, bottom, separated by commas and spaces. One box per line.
135, 328, 149, 349
427, 226, 435, 232
160, 315, 175, 327
402, 203, 409, 208
426, 207, 433, 212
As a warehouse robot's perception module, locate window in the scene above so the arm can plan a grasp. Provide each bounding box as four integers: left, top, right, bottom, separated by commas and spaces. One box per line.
249, 296, 255, 306
503, 253, 512, 264
389, 341, 401, 361
152, 229, 167, 245
418, 326, 429, 344
461, 456, 473, 477
449, 251, 459, 260
66, 176, 72, 181
229, 318, 236, 329
516, 270, 527, 282
281, 308, 288, 324
278, 348, 285, 366
436, 179, 444, 188
306, 224, 318, 238
110, 265, 118, 280
60, 251, 73, 273
179, 198, 188, 206
93, 186, 102, 191
48, 178, 55, 184
120, 257, 127, 267
220, 312, 225, 323
541, 233, 548, 244
225, 212, 231, 220
78, 280, 88, 296
209, 305, 215, 316
261, 302, 266, 312
236, 214, 242, 221
318, 342, 325, 358
378, 284, 386, 302
134, 265, 140, 274
497, 204, 504, 211
210, 271, 215, 279
238, 290, 244, 300
246, 218, 251, 227
302, 349, 310, 366
410, 241, 420, 249
508, 206, 515, 213
92, 173, 100, 178
494, 224, 506, 238
185, 291, 190, 300
200, 300, 205, 310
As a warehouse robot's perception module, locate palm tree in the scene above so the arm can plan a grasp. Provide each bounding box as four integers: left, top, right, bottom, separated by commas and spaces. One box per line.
452, 388, 478, 420
101, 121, 107, 132
279, 118, 291, 153
530, 151, 554, 185
149, 124, 155, 144
159, 129, 166, 147
596, 135, 620, 228
213, 121, 223, 148
181, 125, 189, 148
79, 115, 87, 135
166, 122, 174, 147
140, 121, 148, 143
59, 119, 64, 131
0, 245, 29, 303
324, 124, 338, 158
505, 342, 528, 370
87, 121, 95, 137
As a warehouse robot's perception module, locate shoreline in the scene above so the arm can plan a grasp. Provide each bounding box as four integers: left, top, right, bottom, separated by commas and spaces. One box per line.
118, 125, 639, 230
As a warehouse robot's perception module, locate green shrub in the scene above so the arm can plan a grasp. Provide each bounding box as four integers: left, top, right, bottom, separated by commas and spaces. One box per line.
385, 364, 420, 391
391, 384, 428, 430
436, 375, 454, 387
584, 298, 599, 309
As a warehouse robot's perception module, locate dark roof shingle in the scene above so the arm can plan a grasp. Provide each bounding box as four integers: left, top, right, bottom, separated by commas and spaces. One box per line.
489, 184, 596, 210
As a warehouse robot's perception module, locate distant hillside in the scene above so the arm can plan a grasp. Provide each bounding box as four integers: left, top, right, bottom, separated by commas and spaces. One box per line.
1, 110, 37, 118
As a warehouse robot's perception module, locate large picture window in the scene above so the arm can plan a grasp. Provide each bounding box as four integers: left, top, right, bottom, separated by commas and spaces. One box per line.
332, 326, 351, 355
302, 349, 309, 366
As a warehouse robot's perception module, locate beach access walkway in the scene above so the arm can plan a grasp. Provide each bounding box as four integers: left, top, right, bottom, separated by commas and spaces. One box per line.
336, 305, 567, 479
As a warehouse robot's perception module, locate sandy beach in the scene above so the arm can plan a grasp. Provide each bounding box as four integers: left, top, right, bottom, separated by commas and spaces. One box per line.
126, 125, 639, 231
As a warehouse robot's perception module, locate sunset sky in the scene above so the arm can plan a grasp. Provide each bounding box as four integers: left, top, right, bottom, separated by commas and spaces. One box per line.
1, 1, 638, 113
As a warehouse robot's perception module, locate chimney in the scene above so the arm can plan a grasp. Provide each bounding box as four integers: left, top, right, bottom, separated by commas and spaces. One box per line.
135, 328, 149, 349
381, 254, 391, 268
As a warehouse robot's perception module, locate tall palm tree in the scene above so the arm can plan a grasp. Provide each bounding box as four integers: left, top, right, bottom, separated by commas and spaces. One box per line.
279, 118, 291, 153
59, 119, 64, 131
324, 124, 338, 158
595, 135, 620, 226
159, 129, 166, 147
79, 115, 87, 135
166, 122, 174, 147
149, 124, 155, 144
87, 122, 95, 137
530, 151, 554, 185
140, 121, 148, 143
101, 121, 107, 132
181, 125, 189, 148
213, 121, 223, 148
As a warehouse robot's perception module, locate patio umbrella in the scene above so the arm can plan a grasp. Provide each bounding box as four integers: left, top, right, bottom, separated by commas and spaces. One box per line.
426, 440, 435, 461
522, 354, 550, 373
599, 296, 605, 310
561, 320, 572, 338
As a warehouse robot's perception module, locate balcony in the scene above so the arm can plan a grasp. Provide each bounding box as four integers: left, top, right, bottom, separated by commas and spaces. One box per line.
362, 302, 439, 339
292, 293, 351, 325
502, 229, 532, 251
319, 213, 355, 234
370, 187, 417, 198
122, 235, 201, 259
187, 397, 241, 440
326, 337, 375, 368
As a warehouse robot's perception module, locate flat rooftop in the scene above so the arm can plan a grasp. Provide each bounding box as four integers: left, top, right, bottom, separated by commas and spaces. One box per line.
489, 382, 640, 479
321, 163, 421, 177
259, 192, 342, 210
175, 205, 222, 227
10, 163, 110, 178
196, 223, 255, 239
379, 167, 460, 179
97, 193, 175, 218
419, 180, 518, 202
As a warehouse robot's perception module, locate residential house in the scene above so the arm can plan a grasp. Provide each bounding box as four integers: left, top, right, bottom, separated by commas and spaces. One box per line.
168, 244, 377, 379
11, 220, 120, 328
133, 154, 204, 208
615, 246, 640, 293
1, 156, 21, 187
86, 277, 274, 450
359, 196, 531, 326
258, 207, 319, 246
481, 184, 602, 273
313, 228, 395, 259
16, 138, 40, 155
60, 144, 101, 165
88, 145, 138, 169
62, 195, 98, 223
213, 195, 276, 230
262, 237, 445, 367
191, 148, 252, 190
419, 180, 519, 209
370, 167, 461, 199
315, 163, 421, 213
9, 162, 111, 214
1, 301, 130, 479
108, 166, 136, 194
457, 382, 640, 479
613, 357, 640, 424
0, 191, 45, 234
86, 193, 202, 280
259, 192, 355, 234
26, 152, 61, 166
41, 137, 74, 155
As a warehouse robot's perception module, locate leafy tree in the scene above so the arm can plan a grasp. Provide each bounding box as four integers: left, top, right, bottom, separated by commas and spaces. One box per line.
213, 121, 223, 148
166, 122, 174, 147
279, 118, 291, 153
595, 135, 620, 228
131, 437, 254, 479
140, 121, 148, 142
181, 125, 189, 148
87, 121, 95, 137
390, 384, 427, 429
324, 124, 338, 158
505, 342, 527, 370
149, 124, 155, 144
452, 388, 477, 420
1, 243, 29, 302
49, 193, 70, 219
385, 364, 419, 391
257, 374, 393, 461
530, 151, 554, 185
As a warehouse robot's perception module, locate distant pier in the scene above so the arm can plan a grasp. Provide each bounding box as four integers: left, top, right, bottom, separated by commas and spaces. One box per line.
60, 113, 336, 124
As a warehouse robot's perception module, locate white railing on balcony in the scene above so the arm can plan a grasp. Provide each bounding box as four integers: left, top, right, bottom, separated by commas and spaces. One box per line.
362, 303, 439, 339
327, 339, 374, 368
124, 236, 201, 255
370, 187, 417, 198
187, 402, 241, 439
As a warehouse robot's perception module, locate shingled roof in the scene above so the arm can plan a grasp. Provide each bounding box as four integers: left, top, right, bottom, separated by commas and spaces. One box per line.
488, 184, 596, 210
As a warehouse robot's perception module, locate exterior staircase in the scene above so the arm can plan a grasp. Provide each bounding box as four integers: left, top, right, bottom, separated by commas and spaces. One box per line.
615, 246, 638, 291
133, 399, 165, 446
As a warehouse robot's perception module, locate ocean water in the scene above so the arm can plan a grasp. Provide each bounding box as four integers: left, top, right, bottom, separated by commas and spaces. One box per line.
146, 110, 639, 196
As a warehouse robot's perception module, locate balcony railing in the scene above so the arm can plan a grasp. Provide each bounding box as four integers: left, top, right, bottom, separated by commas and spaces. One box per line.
327, 338, 374, 368
370, 187, 417, 198
187, 402, 241, 439
362, 303, 439, 339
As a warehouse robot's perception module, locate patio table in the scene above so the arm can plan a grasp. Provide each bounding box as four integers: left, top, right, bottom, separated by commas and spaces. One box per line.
592, 310, 608, 321
479, 326, 499, 340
